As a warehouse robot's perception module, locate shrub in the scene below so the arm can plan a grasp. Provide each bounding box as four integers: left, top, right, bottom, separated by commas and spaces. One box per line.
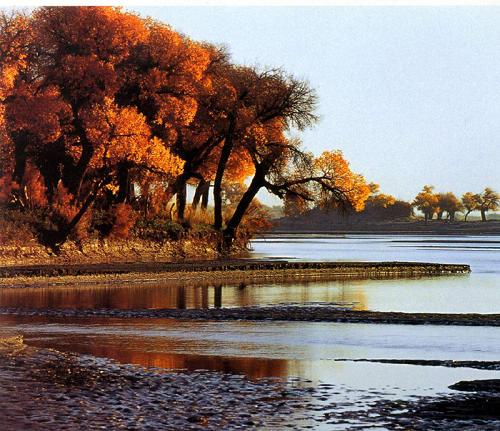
110, 203, 136, 239
134, 216, 185, 242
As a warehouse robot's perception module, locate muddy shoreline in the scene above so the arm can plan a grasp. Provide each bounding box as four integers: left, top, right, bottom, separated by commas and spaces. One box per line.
0, 260, 470, 288
0, 336, 317, 430
1, 305, 498, 326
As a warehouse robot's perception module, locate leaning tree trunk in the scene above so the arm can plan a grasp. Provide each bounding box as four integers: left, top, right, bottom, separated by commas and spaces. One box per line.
65, 104, 95, 199
38, 179, 108, 254
222, 170, 264, 251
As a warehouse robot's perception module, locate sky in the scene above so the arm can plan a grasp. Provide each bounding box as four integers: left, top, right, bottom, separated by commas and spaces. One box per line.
130, 6, 500, 204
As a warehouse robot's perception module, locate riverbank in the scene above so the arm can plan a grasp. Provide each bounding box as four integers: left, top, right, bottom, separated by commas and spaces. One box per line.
1, 305, 498, 326
0, 260, 470, 288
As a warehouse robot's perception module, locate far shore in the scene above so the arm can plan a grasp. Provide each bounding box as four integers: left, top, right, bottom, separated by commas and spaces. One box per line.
270, 219, 500, 235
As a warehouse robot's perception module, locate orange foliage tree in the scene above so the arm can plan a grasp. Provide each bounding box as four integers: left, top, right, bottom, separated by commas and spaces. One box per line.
412, 185, 439, 222
1, 7, 184, 251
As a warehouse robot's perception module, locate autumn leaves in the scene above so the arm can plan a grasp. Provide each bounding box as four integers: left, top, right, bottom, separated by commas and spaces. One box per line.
413, 186, 499, 222
0, 7, 369, 252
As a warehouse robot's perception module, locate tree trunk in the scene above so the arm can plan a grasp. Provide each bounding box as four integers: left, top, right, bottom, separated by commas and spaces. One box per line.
464, 211, 470, 222
481, 210, 487, 222
66, 105, 94, 198
437, 211, 443, 220
424, 213, 429, 223
201, 182, 209, 210
39, 179, 107, 254
12, 131, 29, 184
176, 179, 187, 221
165, 173, 190, 222
116, 162, 130, 203
449, 211, 455, 222
192, 178, 209, 211
214, 115, 236, 230
222, 171, 263, 251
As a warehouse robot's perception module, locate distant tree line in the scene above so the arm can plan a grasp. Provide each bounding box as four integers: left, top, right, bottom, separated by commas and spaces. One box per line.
282, 182, 499, 225
283, 182, 413, 222
413, 186, 499, 222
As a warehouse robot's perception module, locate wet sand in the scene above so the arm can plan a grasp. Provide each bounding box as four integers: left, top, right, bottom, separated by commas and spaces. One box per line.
0, 336, 316, 430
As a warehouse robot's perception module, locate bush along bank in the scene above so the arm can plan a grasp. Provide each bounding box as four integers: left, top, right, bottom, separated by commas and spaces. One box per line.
0, 206, 251, 266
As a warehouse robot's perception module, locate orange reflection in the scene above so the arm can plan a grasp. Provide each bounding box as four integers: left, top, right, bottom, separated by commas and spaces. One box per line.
26, 334, 289, 380
0, 278, 370, 310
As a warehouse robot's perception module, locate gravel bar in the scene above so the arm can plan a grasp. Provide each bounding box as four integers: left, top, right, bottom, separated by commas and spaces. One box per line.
1, 305, 498, 326
0, 259, 470, 279
0, 336, 318, 430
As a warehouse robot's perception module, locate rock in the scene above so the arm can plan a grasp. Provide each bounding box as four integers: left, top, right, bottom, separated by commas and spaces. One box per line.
449, 379, 500, 393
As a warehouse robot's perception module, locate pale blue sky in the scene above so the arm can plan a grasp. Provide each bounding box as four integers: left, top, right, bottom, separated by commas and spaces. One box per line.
133, 6, 500, 203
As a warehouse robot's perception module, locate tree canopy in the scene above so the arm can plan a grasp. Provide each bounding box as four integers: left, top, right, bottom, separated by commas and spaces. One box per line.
0, 6, 370, 252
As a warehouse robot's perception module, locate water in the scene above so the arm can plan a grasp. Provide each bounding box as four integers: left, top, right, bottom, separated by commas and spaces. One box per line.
0, 234, 499, 422
251, 234, 499, 273
0, 315, 498, 400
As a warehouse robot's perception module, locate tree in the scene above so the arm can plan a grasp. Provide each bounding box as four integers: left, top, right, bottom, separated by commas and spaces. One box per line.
1, 7, 186, 251
0, 6, 373, 255
0, 10, 32, 202
212, 67, 318, 231
476, 187, 499, 221
412, 185, 439, 222
117, 22, 214, 220
436, 192, 463, 221
283, 192, 308, 217
360, 185, 411, 221
461, 192, 481, 221
221, 132, 370, 250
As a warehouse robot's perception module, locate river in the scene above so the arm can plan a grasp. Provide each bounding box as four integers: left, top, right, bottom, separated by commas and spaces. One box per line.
0, 234, 499, 428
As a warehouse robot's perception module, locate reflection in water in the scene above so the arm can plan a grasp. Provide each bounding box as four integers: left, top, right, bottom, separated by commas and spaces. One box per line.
1, 314, 498, 399
26, 334, 290, 380
0, 279, 367, 311
1, 272, 500, 313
